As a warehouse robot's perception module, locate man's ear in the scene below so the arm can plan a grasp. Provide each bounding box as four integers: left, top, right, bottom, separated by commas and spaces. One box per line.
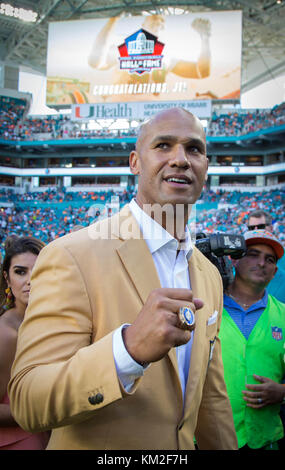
205, 158, 209, 182
129, 150, 141, 175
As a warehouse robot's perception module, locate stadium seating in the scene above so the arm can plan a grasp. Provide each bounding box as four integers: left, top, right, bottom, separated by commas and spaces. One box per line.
0, 95, 27, 138
208, 102, 285, 136
0, 188, 283, 258
0, 96, 284, 259
0, 101, 284, 141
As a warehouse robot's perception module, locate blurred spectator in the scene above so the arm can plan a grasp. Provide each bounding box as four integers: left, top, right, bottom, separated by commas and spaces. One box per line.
246, 209, 285, 302
220, 230, 285, 450
0, 235, 50, 449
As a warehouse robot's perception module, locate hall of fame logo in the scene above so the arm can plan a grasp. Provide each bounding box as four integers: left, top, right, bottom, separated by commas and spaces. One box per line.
118, 29, 165, 75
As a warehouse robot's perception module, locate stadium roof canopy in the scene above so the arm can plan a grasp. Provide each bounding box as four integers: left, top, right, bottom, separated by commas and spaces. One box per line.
0, 0, 284, 94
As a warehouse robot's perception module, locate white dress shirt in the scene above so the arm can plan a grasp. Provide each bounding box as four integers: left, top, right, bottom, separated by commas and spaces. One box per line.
113, 199, 194, 401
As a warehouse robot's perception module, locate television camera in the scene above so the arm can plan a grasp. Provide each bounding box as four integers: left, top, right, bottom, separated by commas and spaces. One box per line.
195, 232, 247, 290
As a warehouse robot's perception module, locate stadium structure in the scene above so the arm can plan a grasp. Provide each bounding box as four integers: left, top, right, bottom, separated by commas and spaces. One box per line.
0, 1, 284, 245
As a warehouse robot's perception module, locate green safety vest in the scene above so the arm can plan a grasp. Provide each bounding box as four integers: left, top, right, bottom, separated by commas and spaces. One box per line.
219, 294, 285, 449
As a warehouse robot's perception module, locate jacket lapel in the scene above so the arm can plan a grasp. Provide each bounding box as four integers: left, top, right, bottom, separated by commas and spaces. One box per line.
183, 248, 208, 415
113, 204, 161, 304
117, 237, 161, 305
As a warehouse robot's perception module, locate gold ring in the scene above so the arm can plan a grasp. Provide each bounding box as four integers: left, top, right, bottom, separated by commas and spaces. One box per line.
178, 307, 195, 330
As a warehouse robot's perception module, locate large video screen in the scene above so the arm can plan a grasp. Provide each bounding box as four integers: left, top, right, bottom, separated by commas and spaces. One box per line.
46, 11, 242, 106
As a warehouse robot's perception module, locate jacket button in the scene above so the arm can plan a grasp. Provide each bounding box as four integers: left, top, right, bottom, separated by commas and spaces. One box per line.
88, 393, 104, 405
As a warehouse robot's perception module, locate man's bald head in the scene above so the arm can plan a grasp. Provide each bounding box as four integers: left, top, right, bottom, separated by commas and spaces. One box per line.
135, 108, 205, 153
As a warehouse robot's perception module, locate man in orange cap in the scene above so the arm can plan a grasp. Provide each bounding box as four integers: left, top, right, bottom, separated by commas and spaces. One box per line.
247, 209, 285, 302
220, 229, 285, 450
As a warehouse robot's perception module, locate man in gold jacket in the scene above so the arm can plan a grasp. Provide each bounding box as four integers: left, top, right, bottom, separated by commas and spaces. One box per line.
8, 108, 237, 450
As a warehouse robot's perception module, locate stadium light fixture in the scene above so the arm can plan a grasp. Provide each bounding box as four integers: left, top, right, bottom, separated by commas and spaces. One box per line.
0, 3, 37, 22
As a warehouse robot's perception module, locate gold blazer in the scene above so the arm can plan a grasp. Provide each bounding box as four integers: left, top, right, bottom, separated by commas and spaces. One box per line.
9, 205, 237, 450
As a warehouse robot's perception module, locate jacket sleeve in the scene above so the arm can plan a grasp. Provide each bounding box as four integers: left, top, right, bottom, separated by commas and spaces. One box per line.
194, 273, 238, 450
8, 241, 123, 432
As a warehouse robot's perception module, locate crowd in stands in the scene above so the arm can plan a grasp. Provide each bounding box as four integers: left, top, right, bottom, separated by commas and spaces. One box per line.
208, 102, 285, 137
0, 96, 27, 139
1, 94, 284, 141
13, 117, 138, 141
0, 187, 133, 205
0, 95, 284, 252
0, 187, 284, 254
196, 188, 285, 245
17, 115, 64, 139
0, 188, 135, 248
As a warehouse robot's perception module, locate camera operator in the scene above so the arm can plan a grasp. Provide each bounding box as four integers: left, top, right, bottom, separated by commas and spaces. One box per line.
219, 230, 285, 450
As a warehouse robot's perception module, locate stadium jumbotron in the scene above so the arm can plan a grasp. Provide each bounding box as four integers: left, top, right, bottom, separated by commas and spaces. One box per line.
0, 1, 284, 251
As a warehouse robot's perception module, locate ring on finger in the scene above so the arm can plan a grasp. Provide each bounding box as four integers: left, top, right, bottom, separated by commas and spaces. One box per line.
178, 306, 195, 331
257, 398, 263, 404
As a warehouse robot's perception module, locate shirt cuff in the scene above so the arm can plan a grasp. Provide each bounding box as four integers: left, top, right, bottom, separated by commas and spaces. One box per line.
113, 324, 147, 392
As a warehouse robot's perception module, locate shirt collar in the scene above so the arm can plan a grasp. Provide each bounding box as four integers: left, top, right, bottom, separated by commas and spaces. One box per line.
224, 289, 268, 312
129, 198, 193, 259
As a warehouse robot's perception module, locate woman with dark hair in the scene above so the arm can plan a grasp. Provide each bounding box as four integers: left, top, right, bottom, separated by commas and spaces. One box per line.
0, 235, 50, 450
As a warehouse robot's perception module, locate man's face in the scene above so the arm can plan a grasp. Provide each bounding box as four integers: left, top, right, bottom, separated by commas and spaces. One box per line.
234, 243, 277, 289
130, 109, 208, 209
248, 215, 271, 232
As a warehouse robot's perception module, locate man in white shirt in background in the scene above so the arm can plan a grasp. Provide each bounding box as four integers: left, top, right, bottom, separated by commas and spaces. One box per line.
9, 108, 237, 450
